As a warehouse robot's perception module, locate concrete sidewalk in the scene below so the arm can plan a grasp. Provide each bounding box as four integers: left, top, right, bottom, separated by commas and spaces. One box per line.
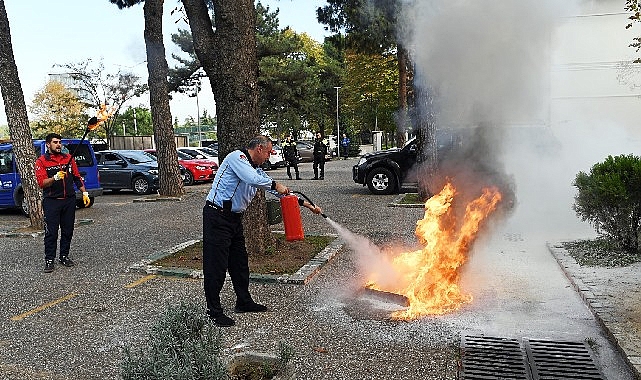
549, 244, 641, 379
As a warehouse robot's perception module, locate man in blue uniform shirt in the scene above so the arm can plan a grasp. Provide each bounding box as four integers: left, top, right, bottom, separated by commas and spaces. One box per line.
203, 135, 322, 327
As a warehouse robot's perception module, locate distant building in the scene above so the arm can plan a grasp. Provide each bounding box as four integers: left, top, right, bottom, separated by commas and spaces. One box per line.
48, 72, 93, 105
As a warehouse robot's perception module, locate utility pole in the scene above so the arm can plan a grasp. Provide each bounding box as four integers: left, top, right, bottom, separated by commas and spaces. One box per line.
133, 107, 138, 135
334, 86, 341, 157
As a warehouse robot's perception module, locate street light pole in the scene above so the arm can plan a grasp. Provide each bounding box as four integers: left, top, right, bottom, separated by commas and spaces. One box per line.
196, 81, 201, 146
334, 86, 341, 157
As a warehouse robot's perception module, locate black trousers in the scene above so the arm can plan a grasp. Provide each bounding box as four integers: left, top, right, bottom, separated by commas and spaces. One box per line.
285, 159, 299, 178
202, 205, 252, 316
43, 197, 76, 261
313, 157, 325, 178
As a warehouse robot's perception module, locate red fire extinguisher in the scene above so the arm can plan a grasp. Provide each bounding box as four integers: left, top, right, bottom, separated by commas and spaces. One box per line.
281, 194, 305, 241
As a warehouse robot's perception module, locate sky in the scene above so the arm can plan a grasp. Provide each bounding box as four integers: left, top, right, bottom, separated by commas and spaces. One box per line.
0, 0, 330, 127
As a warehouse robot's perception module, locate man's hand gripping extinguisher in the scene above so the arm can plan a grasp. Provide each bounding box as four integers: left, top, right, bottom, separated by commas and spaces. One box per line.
280, 191, 326, 241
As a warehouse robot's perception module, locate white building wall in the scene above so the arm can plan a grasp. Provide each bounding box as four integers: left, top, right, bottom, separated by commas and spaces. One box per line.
550, 0, 641, 138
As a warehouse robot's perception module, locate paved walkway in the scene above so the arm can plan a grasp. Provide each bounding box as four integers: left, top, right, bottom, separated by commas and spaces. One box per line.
549, 244, 641, 378
0, 158, 638, 379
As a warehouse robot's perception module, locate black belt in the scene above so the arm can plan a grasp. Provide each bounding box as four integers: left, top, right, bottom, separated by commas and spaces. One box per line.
205, 200, 243, 216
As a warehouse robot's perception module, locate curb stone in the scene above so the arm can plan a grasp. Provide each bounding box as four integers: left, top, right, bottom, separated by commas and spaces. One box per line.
128, 233, 343, 285
388, 193, 424, 208
132, 187, 204, 203
547, 242, 641, 379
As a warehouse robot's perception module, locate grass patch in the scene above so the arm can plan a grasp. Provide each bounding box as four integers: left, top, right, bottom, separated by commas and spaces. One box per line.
562, 238, 641, 267
152, 233, 334, 275
397, 193, 423, 204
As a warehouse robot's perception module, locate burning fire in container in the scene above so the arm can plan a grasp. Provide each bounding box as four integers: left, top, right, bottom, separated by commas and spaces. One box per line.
364, 182, 502, 320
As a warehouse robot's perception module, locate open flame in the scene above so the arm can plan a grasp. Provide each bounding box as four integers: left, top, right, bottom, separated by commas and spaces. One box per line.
365, 182, 502, 319
88, 104, 115, 131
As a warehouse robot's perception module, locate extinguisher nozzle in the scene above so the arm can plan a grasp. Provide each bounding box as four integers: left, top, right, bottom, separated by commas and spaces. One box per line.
321, 213, 328, 219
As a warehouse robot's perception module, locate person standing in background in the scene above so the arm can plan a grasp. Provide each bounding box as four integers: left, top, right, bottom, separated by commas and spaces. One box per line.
312, 132, 327, 180
340, 133, 350, 160
281, 135, 300, 180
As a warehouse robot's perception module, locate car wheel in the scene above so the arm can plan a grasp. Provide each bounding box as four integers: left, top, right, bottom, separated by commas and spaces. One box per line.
17, 191, 29, 217
366, 167, 397, 195
132, 176, 151, 195
184, 170, 194, 186
76, 197, 95, 209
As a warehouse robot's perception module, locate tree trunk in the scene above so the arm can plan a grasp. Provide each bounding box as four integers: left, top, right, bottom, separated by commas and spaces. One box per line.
395, 45, 410, 147
0, 0, 44, 228
143, 0, 184, 197
414, 74, 438, 201
183, 0, 273, 255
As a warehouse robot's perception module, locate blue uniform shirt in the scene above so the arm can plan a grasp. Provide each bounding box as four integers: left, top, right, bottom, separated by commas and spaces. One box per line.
206, 149, 277, 213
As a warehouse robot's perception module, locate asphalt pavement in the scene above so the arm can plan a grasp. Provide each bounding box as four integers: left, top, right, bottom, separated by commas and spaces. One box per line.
0, 158, 638, 379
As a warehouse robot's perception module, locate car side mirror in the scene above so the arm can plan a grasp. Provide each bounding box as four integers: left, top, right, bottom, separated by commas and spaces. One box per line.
116, 159, 127, 166
196, 154, 205, 159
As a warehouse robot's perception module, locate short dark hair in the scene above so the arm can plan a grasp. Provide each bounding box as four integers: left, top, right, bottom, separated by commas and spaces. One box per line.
247, 135, 272, 149
45, 133, 62, 143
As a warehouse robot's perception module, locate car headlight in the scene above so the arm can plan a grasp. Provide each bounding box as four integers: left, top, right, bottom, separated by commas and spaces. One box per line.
358, 157, 367, 166
148, 169, 159, 175
195, 165, 206, 170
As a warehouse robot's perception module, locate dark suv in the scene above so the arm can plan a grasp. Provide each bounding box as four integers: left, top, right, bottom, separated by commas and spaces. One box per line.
95, 150, 160, 195
352, 138, 418, 195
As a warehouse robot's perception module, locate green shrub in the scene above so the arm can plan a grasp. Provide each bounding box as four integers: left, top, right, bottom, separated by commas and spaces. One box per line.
120, 302, 227, 380
573, 154, 641, 252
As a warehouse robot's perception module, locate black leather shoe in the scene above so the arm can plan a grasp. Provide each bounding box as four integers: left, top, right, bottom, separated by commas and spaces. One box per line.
59, 257, 75, 267
234, 302, 268, 313
209, 313, 235, 327
44, 260, 54, 273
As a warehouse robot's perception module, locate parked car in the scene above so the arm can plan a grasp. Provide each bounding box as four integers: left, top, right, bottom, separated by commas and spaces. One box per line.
299, 140, 332, 162
0, 139, 103, 216
353, 138, 418, 195
95, 150, 161, 195
295, 141, 314, 163
145, 149, 218, 186
352, 128, 486, 195
260, 144, 285, 170
177, 147, 218, 165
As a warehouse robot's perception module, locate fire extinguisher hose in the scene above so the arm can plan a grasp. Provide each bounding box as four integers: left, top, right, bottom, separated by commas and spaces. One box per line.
291, 191, 328, 219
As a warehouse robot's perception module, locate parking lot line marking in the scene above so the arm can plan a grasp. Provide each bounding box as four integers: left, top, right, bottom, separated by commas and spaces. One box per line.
10, 293, 78, 321
125, 275, 158, 288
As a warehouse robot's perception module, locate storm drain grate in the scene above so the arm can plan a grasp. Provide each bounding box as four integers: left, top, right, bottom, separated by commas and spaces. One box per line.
524, 339, 604, 380
461, 336, 604, 380
461, 335, 531, 379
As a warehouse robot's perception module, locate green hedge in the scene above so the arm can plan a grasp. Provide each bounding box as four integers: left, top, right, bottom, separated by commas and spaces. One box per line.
573, 154, 641, 252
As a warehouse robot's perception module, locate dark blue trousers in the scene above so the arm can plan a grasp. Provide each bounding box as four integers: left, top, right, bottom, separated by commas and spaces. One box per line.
202, 205, 252, 317
43, 197, 76, 261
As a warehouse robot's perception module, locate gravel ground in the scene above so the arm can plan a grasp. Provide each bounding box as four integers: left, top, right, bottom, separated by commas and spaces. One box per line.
0, 158, 637, 379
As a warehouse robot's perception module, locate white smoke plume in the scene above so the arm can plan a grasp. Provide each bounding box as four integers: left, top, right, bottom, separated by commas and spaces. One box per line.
399, 0, 579, 126
325, 217, 404, 289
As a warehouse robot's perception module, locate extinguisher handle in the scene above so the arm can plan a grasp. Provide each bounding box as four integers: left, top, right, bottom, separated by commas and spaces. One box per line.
291, 191, 327, 219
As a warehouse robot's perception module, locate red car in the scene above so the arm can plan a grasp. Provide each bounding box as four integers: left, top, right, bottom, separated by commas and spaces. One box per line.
144, 149, 218, 185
